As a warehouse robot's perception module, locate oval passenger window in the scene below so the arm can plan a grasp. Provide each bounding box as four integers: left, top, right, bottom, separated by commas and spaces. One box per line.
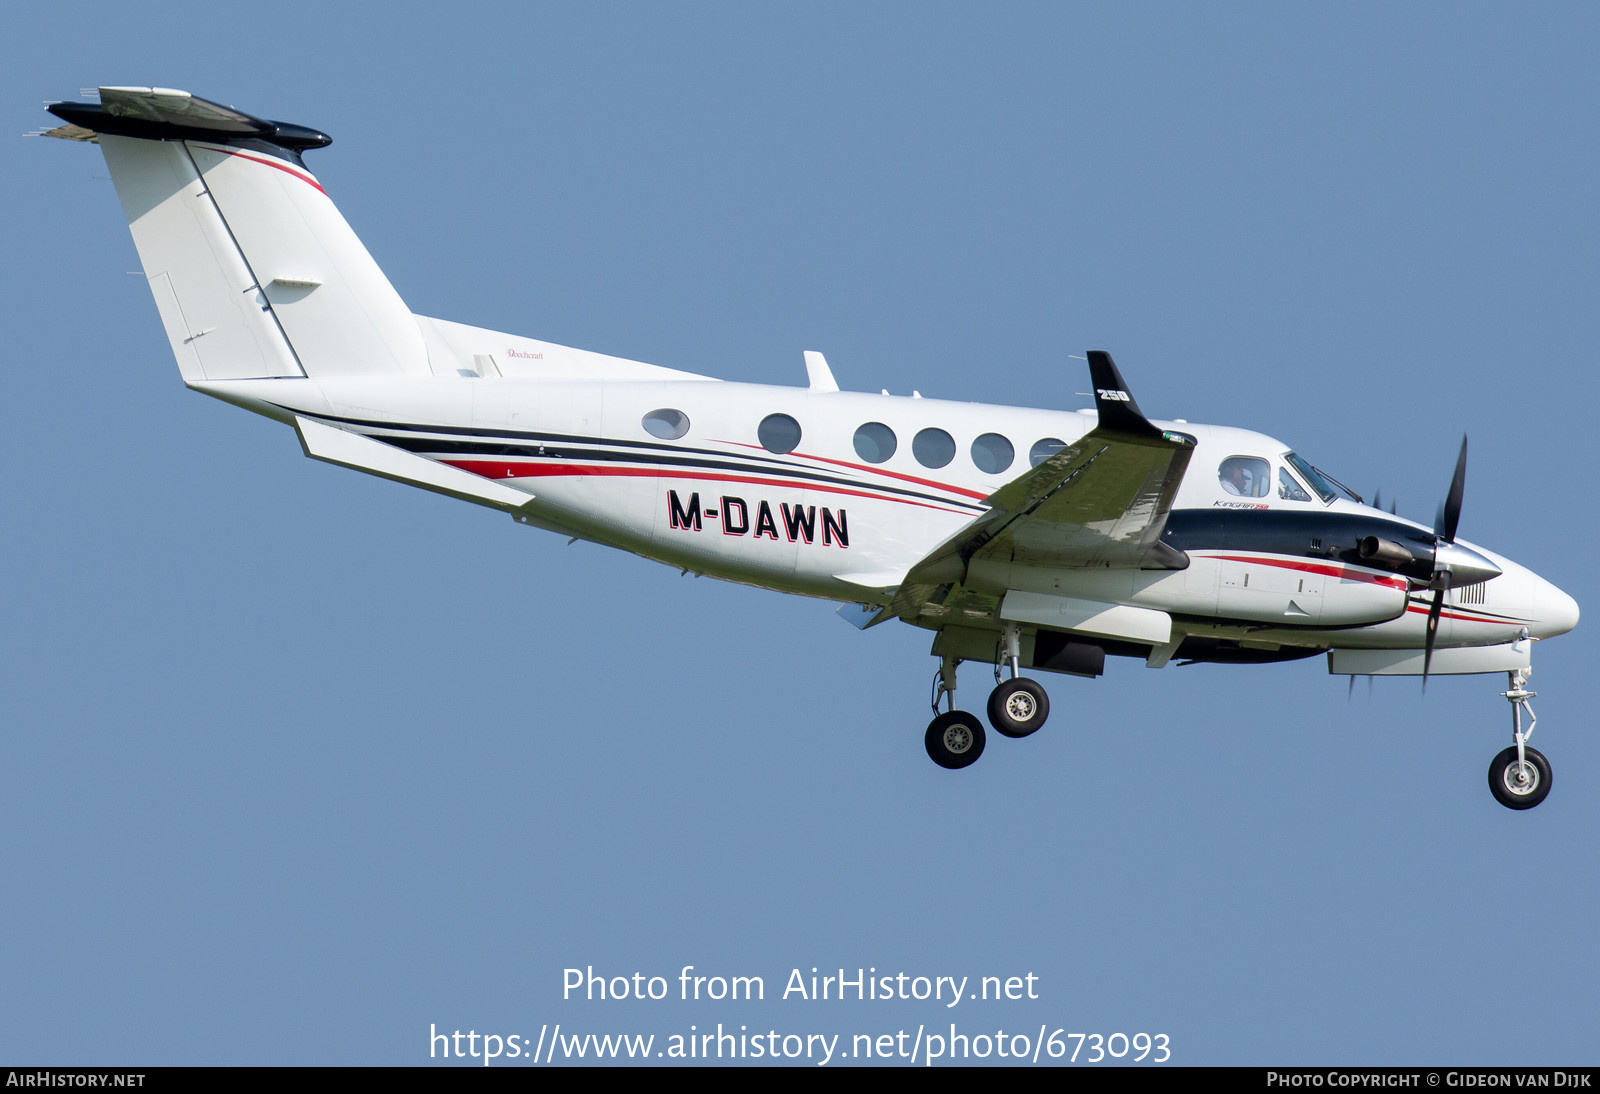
758, 413, 802, 454
853, 422, 897, 464
970, 433, 1014, 474
913, 427, 956, 469
642, 408, 689, 440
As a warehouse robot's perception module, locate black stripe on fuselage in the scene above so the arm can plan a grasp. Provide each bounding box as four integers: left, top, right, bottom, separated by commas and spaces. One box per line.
281, 407, 988, 512
1162, 508, 1438, 580
387, 435, 984, 510
286, 407, 836, 468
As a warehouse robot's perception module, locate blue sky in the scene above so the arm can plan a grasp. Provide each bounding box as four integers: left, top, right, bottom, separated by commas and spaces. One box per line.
6, 2, 1597, 1066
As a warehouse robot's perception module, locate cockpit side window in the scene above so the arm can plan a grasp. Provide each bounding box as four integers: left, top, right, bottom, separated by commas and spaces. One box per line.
1219, 456, 1270, 498
1278, 466, 1312, 502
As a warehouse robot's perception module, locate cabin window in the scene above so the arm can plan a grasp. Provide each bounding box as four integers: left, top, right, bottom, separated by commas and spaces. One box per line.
852, 422, 897, 464
642, 408, 690, 440
1278, 466, 1312, 502
970, 433, 1014, 474
1029, 438, 1066, 467
913, 427, 956, 469
758, 413, 802, 454
1219, 456, 1270, 498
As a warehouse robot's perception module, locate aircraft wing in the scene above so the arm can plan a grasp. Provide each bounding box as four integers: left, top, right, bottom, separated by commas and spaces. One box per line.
887, 352, 1195, 622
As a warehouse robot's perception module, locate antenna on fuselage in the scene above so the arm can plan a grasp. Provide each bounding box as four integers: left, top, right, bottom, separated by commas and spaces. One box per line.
803, 351, 839, 393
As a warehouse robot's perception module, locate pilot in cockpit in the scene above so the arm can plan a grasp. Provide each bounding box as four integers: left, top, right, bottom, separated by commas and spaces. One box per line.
1219, 456, 1267, 498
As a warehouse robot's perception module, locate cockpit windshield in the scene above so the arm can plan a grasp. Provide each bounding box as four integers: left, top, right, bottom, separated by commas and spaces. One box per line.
1284, 452, 1363, 504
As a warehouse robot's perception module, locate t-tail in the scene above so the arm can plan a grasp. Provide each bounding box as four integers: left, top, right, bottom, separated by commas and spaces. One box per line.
44, 87, 427, 382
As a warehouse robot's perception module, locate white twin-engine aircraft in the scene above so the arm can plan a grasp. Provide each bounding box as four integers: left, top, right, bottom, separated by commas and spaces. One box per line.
43, 87, 1580, 808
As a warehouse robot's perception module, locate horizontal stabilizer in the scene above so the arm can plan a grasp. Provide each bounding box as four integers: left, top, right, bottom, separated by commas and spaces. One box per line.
49, 87, 331, 153
294, 415, 535, 513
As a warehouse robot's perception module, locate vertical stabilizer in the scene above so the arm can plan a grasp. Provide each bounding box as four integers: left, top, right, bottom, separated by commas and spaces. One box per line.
49, 88, 429, 382
100, 134, 302, 381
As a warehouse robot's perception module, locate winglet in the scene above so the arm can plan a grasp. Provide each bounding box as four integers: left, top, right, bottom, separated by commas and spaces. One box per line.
804, 350, 839, 393
1085, 350, 1163, 440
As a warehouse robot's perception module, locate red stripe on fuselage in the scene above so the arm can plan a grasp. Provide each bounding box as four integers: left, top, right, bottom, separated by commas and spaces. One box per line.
1203, 553, 1409, 589
710, 439, 990, 502
792, 449, 990, 500
440, 459, 974, 515
1404, 603, 1527, 626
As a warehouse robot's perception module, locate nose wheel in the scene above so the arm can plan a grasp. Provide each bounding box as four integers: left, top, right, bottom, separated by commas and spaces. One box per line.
1488, 668, 1551, 810
1488, 745, 1550, 809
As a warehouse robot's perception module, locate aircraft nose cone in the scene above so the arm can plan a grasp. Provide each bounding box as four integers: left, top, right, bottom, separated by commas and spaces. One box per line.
1534, 582, 1580, 639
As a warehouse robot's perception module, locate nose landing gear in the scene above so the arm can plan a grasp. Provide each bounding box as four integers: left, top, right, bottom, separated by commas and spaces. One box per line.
1488, 668, 1550, 810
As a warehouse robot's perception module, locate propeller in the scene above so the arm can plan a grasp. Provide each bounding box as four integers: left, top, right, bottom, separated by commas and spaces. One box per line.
1423, 437, 1471, 687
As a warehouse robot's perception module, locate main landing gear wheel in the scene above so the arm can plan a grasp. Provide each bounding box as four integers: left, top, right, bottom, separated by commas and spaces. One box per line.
1488, 745, 1551, 810
925, 711, 986, 770
987, 677, 1050, 738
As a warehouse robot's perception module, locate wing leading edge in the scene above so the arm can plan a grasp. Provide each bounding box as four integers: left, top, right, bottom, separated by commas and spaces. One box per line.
885, 352, 1195, 624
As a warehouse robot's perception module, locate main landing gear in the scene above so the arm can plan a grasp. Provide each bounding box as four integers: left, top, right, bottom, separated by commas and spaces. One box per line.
1488, 668, 1551, 810
924, 623, 1050, 770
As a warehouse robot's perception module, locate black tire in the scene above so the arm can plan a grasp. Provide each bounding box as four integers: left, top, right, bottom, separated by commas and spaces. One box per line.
1488, 745, 1552, 810
987, 677, 1050, 739
925, 711, 986, 769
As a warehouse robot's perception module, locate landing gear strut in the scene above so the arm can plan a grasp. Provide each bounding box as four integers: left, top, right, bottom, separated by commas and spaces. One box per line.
1488, 668, 1550, 810
925, 654, 985, 769
987, 622, 1050, 738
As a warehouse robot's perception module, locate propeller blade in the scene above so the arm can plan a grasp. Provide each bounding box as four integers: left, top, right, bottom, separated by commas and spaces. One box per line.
1372, 488, 1381, 513
1434, 436, 1467, 543
1422, 588, 1445, 691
